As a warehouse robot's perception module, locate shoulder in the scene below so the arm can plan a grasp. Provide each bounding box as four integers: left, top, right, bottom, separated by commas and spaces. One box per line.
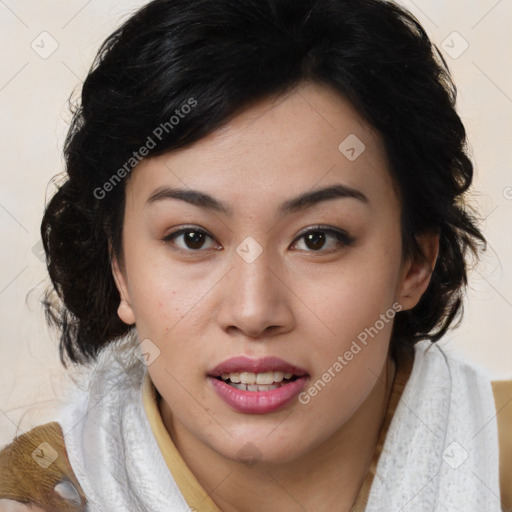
0, 422, 87, 511
491, 380, 512, 512
412, 343, 511, 510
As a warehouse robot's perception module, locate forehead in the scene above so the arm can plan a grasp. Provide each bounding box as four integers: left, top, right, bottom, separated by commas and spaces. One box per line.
126, 81, 397, 214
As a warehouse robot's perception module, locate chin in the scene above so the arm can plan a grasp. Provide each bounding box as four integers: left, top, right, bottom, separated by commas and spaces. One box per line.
209, 426, 314, 467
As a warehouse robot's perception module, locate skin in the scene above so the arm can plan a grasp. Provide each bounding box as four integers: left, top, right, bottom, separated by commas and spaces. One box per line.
0, 501, 47, 512
111, 81, 439, 511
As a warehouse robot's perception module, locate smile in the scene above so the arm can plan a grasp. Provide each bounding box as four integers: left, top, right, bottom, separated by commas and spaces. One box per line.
217, 371, 298, 391
208, 356, 309, 414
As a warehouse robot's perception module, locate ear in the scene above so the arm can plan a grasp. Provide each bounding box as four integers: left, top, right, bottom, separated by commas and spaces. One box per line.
396, 231, 440, 311
110, 249, 136, 325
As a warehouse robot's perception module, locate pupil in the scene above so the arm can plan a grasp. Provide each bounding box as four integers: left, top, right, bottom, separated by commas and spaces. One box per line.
185, 231, 204, 249
306, 231, 325, 250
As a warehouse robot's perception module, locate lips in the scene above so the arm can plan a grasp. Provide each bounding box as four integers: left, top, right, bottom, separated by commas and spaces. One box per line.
208, 356, 308, 377
207, 356, 309, 414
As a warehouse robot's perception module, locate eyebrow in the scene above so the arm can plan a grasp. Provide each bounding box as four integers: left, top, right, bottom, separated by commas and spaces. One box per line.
145, 183, 369, 217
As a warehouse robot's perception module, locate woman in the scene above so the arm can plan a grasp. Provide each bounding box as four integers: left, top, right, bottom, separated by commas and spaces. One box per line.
0, 0, 510, 510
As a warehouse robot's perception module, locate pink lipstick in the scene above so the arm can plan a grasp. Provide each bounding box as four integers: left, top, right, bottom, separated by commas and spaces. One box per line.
208, 356, 308, 414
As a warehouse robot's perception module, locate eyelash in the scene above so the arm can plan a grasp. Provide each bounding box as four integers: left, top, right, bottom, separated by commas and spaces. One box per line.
161, 225, 355, 254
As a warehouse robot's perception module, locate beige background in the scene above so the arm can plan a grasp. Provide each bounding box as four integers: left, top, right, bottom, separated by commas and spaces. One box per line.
0, 0, 511, 448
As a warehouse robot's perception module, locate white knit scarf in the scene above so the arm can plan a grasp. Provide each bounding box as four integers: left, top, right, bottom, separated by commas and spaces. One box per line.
56, 337, 502, 512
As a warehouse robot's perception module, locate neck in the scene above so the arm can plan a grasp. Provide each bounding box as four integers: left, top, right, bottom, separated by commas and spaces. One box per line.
162, 355, 396, 512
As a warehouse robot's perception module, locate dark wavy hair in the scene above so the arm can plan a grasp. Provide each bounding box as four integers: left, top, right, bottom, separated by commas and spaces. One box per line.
41, 0, 486, 366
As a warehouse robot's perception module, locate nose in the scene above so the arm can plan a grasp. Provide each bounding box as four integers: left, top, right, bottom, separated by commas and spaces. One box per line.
216, 244, 295, 339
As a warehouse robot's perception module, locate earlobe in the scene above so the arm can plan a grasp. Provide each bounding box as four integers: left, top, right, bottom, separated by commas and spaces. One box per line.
111, 255, 136, 325
397, 231, 440, 311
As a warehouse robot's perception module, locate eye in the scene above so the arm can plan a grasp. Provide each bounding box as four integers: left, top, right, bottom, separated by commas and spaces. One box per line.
162, 225, 354, 253
291, 226, 354, 252
162, 226, 220, 251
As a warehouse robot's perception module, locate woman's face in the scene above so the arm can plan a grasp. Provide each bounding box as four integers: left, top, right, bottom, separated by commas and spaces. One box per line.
112, 81, 436, 465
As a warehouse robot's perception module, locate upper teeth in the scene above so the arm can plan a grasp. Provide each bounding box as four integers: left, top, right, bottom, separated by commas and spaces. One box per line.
220, 371, 294, 384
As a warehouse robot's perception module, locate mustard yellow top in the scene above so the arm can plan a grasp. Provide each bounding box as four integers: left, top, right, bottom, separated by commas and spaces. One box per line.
141, 372, 223, 512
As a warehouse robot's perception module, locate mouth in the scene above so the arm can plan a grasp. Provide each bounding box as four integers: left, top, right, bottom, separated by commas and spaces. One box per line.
207, 356, 309, 414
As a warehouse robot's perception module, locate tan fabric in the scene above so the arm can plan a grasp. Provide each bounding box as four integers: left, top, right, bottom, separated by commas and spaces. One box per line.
0, 422, 86, 511
492, 380, 512, 512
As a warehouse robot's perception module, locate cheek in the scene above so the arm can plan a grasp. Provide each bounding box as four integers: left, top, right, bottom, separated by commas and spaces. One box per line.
299, 230, 402, 389
121, 240, 199, 332
297, 268, 398, 428
307, 237, 402, 336
124, 260, 214, 375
